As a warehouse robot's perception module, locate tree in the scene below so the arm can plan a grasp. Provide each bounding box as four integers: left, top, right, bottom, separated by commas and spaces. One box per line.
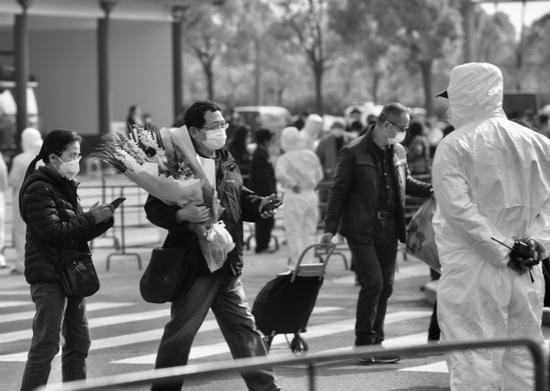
328, 0, 391, 104
270, 0, 338, 114
182, 2, 240, 100
372, 0, 461, 116
523, 13, 550, 93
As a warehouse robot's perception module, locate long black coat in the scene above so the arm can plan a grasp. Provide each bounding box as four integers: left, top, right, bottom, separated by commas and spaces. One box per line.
249, 145, 276, 197
19, 166, 113, 285
144, 148, 263, 277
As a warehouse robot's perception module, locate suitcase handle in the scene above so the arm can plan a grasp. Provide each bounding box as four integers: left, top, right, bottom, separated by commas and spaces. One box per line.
291, 243, 336, 283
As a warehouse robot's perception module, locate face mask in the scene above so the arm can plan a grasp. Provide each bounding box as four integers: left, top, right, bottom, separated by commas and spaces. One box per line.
202, 128, 227, 150
388, 131, 406, 144
56, 156, 81, 180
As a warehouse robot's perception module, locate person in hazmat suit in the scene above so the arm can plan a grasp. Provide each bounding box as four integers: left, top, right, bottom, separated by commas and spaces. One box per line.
8, 127, 43, 275
432, 62, 550, 391
276, 126, 323, 269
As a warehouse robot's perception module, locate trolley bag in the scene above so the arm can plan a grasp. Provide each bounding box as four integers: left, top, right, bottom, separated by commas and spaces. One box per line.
252, 243, 335, 353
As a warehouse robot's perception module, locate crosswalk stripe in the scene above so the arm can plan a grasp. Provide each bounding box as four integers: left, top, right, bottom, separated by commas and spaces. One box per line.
400, 361, 448, 373
0, 301, 31, 309
0, 319, 220, 362
0, 308, 168, 344
0, 302, 135, 324
113, 310, 431, 365
0, 290, 30, 295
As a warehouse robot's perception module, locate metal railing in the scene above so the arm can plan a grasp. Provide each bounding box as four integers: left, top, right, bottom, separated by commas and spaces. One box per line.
36, 337, 546, 391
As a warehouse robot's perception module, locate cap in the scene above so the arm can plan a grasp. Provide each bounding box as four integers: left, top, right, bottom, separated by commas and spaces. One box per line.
436, 90, 448, 98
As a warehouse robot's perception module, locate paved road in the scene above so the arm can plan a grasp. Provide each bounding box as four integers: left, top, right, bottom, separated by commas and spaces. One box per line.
0, 174, 547, 390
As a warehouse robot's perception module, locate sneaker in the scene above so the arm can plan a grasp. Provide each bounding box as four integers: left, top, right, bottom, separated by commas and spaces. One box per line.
357, 355, 401, 365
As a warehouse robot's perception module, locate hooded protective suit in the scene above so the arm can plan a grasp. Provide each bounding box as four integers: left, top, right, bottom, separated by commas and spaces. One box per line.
276, 127, 323, 267
9, 128, 43, 273
432, 63, 550, 391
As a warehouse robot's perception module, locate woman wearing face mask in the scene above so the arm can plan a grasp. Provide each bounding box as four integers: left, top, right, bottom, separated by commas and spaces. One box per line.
320, 103, 432, 363
18, 129, 115, 391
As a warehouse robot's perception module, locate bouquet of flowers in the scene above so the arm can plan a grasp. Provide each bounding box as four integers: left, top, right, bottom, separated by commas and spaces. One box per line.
94, 124, 234, 272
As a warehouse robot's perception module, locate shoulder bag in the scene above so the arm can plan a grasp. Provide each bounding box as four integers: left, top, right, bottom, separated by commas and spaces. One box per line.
139, 246, 197, 304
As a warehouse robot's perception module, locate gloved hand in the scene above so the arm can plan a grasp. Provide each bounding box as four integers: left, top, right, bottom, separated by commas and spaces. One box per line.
507, 238, 542, 275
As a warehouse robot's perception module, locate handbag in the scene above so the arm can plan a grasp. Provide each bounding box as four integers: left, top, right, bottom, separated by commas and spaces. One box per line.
139, 247, 197, 304
58, 251, 100, 298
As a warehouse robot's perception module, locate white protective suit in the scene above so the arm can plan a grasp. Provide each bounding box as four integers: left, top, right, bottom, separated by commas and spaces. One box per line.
276, 127, 323, 267
432, 63, 550, 391
9, 128, 43, 273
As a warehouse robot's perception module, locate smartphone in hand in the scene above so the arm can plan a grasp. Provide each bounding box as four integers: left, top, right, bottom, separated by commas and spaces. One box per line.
110, 197, 126, 209
261, 197, 283, 213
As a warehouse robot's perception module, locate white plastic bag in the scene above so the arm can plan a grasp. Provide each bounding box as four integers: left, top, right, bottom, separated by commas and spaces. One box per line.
406, 198, 440, 273
199, 221, 236, 273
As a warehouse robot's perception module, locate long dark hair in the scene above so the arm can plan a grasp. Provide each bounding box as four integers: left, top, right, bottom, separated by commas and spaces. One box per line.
24, 129, 82, 179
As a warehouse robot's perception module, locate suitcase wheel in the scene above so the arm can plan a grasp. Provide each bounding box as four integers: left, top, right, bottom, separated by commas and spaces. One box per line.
290, 334, 308, 354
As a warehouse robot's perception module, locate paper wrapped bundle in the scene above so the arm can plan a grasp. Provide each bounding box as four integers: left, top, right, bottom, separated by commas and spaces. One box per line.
406, 198, 441, 273
159, 126, 235, 272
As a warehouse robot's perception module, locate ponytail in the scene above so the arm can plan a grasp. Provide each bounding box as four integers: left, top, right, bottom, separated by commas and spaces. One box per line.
24, 144, 46, 180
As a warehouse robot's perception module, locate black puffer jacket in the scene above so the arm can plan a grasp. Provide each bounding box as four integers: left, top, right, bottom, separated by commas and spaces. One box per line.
144, 148, 263, 277
19, 166, 113, 285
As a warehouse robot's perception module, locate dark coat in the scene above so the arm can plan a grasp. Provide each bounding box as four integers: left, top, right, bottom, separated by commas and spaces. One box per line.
249, 145, 276, 196
324, 129, 432, 243
144, 148, 263, 277
19, 166, 113, 285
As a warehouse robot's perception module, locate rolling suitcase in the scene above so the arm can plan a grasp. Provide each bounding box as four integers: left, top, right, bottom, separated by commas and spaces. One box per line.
251, 243, 336, 353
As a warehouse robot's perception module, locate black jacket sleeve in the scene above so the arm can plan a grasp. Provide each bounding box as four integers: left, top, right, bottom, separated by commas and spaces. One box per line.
240, 185, 264, 222
405, 167, 433, 198
144, 194, 182, 231
21, 182, 102, 245
324, 146, 354, 234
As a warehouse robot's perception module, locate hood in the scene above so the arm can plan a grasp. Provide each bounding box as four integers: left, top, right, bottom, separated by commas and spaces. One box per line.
281, 126, 306, 152
21, 127, 43, 154
445, 62, 505, 128
302, 114, 323, 141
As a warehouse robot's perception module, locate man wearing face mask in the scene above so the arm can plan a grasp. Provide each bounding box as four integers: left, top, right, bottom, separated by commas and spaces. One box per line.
145, 101, 281, 391
321, 102, 432, 364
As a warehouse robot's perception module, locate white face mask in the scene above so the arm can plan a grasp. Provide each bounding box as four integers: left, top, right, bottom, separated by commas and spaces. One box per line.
202, 128, 227, 150
388, 131, 406, 144
56, 156, 81, 180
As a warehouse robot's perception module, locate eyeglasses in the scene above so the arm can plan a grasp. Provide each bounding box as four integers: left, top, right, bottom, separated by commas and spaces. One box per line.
386, 120, 409, 133
200, 122, 229, 132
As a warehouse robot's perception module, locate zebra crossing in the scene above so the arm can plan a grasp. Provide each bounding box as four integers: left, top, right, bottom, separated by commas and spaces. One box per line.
0, 295, 442, 372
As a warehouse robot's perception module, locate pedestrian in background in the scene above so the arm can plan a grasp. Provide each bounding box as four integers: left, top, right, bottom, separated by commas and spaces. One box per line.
8, 127, 43, 275
18, 130, 115, 391
249, 128, 277, 254
301, 113, 323, 150
432, 62, 550, 391
402, 121, 430, 175
537, 113, 550, 138
144, 101, 280, 391
277, 126, 323, 269
321, 103, 432, 364
228, 124, 252, 187
126, 104, 143, 130
316, 120, 346, 222
0, 150, 8, 269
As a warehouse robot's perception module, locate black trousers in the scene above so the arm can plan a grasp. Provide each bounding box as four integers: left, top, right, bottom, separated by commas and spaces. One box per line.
346, 221, 398, 346
255, 216, 274, 252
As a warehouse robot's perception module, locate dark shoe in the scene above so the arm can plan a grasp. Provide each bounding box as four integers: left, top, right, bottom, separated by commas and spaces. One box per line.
9, 268, 23, 275
357, 355, 401, 365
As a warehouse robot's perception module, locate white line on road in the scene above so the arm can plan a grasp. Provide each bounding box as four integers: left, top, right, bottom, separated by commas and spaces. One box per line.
0, 308, 169, 344
0, 302, 135, 324
0, 301, 31, 309
113, 310, 430, 365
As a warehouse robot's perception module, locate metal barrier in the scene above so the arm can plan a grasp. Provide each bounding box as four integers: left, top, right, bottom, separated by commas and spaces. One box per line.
36, 337, 546, 391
